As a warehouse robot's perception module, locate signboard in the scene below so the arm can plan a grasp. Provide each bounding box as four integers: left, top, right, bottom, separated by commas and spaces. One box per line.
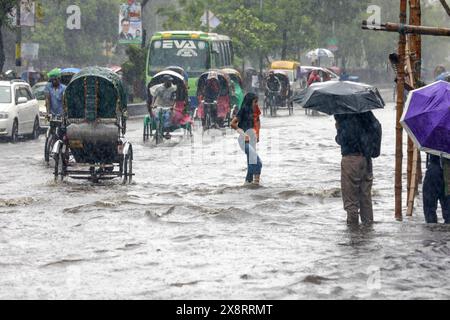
200, 10, 221, 30
22, 43, 39, 60
326, 37, 338, 52
118, 1, 143, 44
159, 40, 204, 57
8, 1, 36, 27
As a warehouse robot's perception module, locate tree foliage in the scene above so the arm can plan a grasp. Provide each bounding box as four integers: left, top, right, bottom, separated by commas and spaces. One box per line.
0, 0, 17, 72
26, 0, 124, 68
215, 6, 276, 63
2, 0, 449, 82
122, 44, 147, 99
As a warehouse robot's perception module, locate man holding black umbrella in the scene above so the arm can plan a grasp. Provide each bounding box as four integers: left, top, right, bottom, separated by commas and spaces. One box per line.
335, 112, 382, 225
294, 80, 385, 225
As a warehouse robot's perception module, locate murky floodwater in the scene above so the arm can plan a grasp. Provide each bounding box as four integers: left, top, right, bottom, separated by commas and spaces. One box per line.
1, 91, 449, 299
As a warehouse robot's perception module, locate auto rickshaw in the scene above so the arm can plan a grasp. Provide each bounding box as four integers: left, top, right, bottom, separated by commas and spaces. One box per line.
196, 70, 233, 130
144, 70, 193, 144
270, 60, 301, 95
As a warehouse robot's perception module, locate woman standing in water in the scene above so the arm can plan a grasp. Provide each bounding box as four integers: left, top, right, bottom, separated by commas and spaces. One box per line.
231, 93, 263, 186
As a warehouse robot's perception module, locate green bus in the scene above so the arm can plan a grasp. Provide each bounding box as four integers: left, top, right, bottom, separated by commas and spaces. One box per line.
146, 31, 234, 107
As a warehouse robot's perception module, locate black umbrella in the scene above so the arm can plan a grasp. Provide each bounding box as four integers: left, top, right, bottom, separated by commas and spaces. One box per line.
293, 81, 385, 115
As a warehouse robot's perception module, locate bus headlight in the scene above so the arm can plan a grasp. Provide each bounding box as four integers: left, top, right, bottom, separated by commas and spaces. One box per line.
0, 113, 9, 119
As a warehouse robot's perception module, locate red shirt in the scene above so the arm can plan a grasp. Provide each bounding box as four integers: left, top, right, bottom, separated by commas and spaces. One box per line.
253, 104, 261, 140
307, 72, 321, 86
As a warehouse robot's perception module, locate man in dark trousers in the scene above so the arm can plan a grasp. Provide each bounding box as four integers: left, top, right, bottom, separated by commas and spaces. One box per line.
423, 154, 450, 224
335, 111, 381, 225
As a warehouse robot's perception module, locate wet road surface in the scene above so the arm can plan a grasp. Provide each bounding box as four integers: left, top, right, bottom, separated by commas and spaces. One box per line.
1, 96, 449, 299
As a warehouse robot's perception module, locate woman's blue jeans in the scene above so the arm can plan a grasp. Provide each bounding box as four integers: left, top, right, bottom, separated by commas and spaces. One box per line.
239, 135, 262, 182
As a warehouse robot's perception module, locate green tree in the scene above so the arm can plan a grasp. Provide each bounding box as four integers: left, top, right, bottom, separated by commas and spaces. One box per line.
157, 0, 205, 31
214, 6, 276, 66
25, 0, 124, 68
0, 0, 16, 72
121, 44, 147, 100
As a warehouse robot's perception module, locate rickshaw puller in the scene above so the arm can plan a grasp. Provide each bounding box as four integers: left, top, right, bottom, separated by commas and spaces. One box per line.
203, 73, 220, 128
150, 75, 177, 136
45, 69, 66, 137
265, 71, 281, 95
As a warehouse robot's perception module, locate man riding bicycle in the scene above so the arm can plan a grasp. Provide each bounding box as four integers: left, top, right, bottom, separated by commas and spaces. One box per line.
265, 71, 281, 94
45, 68, 66, 120
264, 71, 281, 115
149, 75, 177, 138
44, 68, 66, 163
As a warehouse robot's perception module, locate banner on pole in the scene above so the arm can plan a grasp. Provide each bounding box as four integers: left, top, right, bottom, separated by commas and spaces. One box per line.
8, 0, 36, 27
119, 1, 143, 45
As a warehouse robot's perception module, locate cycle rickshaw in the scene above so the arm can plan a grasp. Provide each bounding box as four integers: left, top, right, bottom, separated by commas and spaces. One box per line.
263, 71, 294, 117
143, 70, 193, 144
196, 70, 232, 131
52, 67, 133, 184
221, 68, 244, 117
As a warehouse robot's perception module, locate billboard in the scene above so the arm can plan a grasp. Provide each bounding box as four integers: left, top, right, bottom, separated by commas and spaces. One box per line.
8, 0, 36, 27
119, 1, 142, 45
22, 43, 39, 60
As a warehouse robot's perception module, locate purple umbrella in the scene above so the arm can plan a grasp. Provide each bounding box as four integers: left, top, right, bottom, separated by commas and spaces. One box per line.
400, 80, 450, 159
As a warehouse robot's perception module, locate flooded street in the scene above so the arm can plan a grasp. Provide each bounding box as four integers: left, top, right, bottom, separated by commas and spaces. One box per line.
1, 93, 449, 300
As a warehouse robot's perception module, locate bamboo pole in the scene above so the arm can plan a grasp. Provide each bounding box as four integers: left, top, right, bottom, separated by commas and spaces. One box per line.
407, 148, 419, 216
414, 0, 423, 192
409, 0, 423, 214
440, 0, 450, 17
407, 0, 418, 209
406, 36, 415, 207
395, 0, 407, 221
362, 21, 450, 37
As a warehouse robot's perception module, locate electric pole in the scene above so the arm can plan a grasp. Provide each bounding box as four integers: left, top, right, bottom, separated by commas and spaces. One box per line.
15, 0, 21, 67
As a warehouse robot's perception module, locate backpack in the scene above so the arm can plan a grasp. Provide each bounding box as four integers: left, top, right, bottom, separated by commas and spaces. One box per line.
359, 112, 382, 159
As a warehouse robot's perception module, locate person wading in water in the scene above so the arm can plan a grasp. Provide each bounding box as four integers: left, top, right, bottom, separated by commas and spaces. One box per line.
230, 93, 262, 186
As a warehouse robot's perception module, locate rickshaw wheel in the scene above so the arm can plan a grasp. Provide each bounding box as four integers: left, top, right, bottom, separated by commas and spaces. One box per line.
53, 147, 64, 182
270, 97, 276, 117
143, 122, 150, 142
289, 102, 294, 116
263, 98, 268, 116
185, 123, 193, 138
122, 148, 133, 185
44, 134, 54, 165
204, 113, 211, 132
154, 117, 163, 145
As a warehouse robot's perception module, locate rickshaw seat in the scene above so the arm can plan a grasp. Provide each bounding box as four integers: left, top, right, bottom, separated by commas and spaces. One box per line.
171, 101, 192, 125
66, 122, 118, 144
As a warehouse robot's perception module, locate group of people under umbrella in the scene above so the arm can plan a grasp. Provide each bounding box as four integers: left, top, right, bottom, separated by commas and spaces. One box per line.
291, 78, 449, 225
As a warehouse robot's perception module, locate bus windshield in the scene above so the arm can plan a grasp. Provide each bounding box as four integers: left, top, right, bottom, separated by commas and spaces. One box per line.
148, 39, 209, 75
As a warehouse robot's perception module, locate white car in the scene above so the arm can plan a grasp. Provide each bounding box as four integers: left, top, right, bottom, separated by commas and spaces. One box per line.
31, 81, 49, 130
0, 80, 41, 142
